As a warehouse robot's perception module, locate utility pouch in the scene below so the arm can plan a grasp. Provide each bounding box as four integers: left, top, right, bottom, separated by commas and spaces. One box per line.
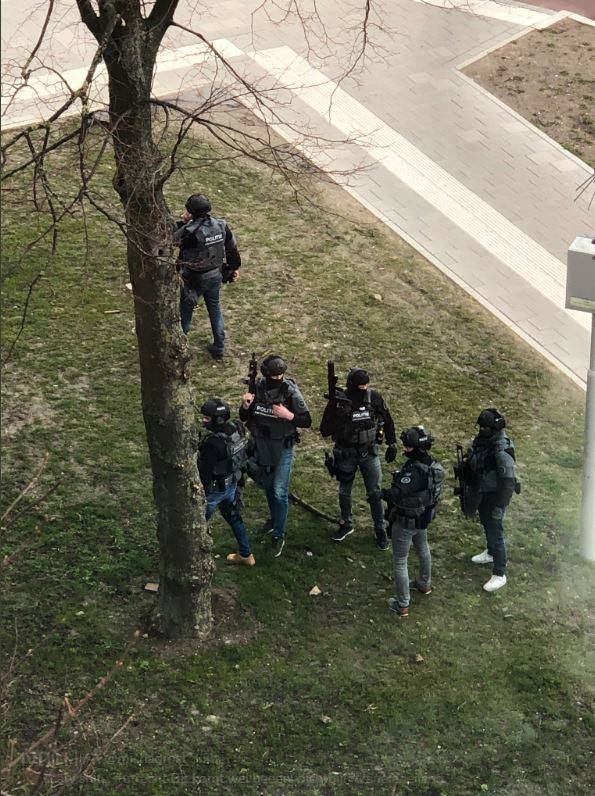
333, 449, 357, 484
514, 480, 522, 495
246, 457, 262, 485
324, 451, 336, 478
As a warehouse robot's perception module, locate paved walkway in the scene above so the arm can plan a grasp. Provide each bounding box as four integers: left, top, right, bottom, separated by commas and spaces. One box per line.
2, 0, 594, 386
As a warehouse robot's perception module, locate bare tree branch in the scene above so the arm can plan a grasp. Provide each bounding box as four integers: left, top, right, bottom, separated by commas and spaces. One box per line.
0, 454, 50, 526
2, 630, 141, 777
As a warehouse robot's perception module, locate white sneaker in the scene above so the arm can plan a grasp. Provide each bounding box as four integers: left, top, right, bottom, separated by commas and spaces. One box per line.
471, 550, 494, 565
483, 575, 507, 592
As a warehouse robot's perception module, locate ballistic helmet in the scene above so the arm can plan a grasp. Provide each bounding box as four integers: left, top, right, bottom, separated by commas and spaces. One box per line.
476, 408, 505, 431
200, 397, 231, 427
346, 368, 370, 389
400, 425, 434, 450
185, 193, 212, 218
260, 355, 287, 377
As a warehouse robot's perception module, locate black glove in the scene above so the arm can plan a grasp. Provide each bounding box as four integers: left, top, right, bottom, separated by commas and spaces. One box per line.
222, 265, 238, 283
385, 444, 397, 463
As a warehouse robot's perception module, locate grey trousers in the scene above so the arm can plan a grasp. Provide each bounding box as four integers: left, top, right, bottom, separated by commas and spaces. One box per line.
336, 450, 385, 532
391, 523, 432, 608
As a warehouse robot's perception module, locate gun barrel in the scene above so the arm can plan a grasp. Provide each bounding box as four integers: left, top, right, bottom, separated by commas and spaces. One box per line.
326, 359, 337, 403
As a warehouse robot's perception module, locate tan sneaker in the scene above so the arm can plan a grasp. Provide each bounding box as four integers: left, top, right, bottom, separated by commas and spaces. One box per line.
226, 552, 256, 566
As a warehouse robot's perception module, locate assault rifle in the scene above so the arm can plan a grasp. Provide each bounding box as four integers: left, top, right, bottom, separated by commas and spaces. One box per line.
325, 360, 339, 407
453, 444, 480, 518
246, 352, 258, 394
324, 360, 351, 414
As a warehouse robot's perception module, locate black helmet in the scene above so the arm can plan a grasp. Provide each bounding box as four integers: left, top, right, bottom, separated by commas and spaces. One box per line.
400, 425, 434, 450
476, 408, 505, 430
185, 193, 212, 218
260, 355, 287, 377
200, 397, 230, 427
346, 368, 370, 389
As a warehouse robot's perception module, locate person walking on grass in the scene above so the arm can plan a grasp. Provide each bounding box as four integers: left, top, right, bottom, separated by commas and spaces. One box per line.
174, 193, 241, 359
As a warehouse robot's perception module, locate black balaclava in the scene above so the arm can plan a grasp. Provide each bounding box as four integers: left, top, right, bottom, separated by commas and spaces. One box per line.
346, 368, 369, 400
265, 376, 283, 392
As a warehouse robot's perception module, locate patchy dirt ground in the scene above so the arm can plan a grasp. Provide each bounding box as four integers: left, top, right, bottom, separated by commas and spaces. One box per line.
464, 19, 595, 166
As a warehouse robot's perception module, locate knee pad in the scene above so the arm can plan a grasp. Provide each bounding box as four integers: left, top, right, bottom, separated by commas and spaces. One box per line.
490, 505, 505, 522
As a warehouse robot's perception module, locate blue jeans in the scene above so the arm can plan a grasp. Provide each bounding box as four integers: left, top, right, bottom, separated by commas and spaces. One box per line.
478, 496, 507, 576
205, 482, 251, 557
391, 524, 432, 608
261, 446, 294, 539
180, 271, 225, 353
335, 448, 385, 533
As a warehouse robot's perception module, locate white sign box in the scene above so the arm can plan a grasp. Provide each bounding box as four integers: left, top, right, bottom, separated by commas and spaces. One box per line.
566, 236, 595, 313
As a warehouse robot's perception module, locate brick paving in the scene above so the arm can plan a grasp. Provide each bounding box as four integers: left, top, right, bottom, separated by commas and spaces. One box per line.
2, 0, 593, 386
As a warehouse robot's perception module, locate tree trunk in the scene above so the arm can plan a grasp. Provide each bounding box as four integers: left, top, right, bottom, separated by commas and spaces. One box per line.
127, 231, 214, 640
93, 4, 214, 639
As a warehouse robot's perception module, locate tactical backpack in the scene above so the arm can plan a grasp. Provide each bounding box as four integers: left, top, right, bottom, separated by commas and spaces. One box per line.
389, 459, 445, 528
208, 422, 248, 489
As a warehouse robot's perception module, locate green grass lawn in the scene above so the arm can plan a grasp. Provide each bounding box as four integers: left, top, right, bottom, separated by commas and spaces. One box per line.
1, 120, 593, 795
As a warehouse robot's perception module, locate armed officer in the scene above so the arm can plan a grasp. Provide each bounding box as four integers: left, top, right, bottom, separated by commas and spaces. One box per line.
198, 397, 254, 566
465, 408, 518, 593
240, 355, 312, 558
320, 367, 396, 550
174, 193, 241, 359
382, 426, 444, 618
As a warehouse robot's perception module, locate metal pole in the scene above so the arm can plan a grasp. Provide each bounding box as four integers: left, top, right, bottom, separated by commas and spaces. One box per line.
581, 313, 595, 560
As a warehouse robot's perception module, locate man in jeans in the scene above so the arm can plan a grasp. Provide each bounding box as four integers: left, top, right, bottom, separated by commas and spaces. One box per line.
198, 397, 254, 566
240, 355, 311, 558
465, 408, 518, 593
174, 193, 241, 359
320, 367, 396, 550
382, 426, 444, 618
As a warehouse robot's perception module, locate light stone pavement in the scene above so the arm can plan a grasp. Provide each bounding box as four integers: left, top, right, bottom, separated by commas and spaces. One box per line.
2, 1, 594, 387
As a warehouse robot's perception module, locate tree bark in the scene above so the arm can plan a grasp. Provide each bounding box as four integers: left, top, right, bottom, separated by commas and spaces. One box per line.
80, 1, 213, 639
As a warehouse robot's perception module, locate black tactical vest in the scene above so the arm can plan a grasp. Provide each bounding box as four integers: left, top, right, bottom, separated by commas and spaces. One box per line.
336, 390, 377, 449
180, 216, 227, 272
203, 423, 247, 487
251, 379, 299, 442
468, 432, 516, 492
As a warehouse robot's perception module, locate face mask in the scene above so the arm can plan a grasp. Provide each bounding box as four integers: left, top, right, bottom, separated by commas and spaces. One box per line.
404, 449, 417, 458
478, 428, 492, 437
346, 386, 363, 399
265, 376, 282, 391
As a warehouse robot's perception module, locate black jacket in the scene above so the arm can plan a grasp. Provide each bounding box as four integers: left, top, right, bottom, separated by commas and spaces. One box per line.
319, 388, 396, 446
